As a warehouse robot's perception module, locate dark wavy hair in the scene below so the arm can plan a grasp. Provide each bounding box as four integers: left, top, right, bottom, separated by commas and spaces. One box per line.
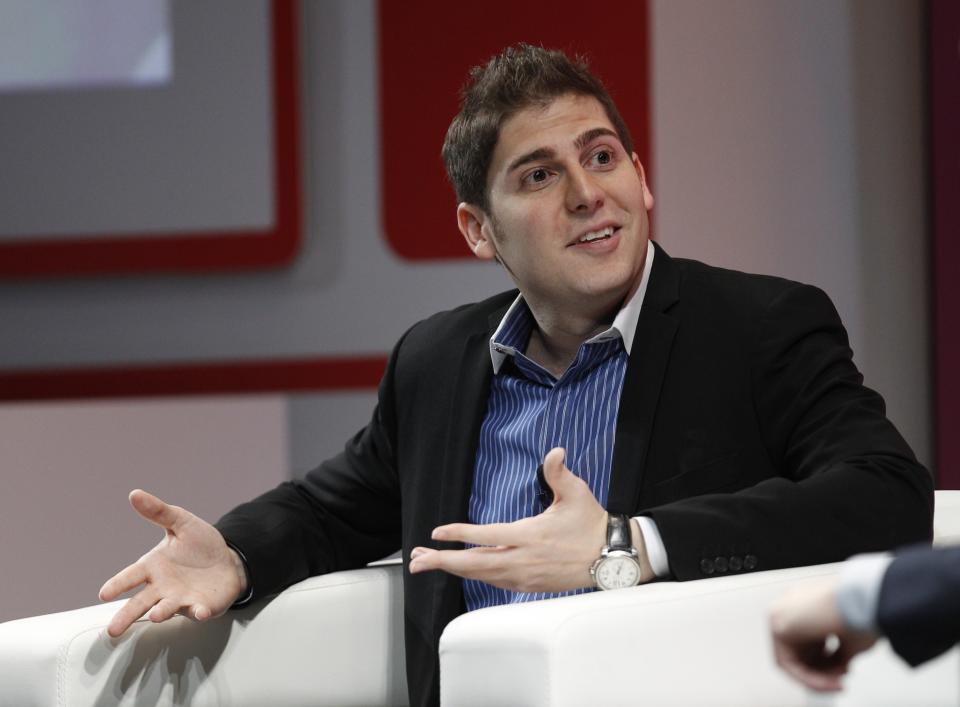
441, 43, 634, 212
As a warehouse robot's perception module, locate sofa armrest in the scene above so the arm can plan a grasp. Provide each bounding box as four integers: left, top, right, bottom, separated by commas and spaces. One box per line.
439, 562, 959, 707
0, 563, 408, 707
934, 490, 960, 545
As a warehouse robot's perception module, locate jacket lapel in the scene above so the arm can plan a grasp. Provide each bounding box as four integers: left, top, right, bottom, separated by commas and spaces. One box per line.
431, 305, 504, 637
437, 327, 497, 526
608, 242, 680, 514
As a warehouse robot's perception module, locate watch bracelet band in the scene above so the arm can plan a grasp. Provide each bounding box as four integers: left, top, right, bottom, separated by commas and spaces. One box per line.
606, 513, 633, 552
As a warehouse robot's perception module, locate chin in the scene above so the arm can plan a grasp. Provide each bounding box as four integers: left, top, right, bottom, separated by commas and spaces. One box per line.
578, 279, 632, 303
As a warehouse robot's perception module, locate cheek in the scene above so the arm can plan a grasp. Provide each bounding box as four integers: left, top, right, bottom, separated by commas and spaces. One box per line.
516, 205, 558, 239
492, 198, 562, 255
621, 182, 650, 213
494, 210, 535, 246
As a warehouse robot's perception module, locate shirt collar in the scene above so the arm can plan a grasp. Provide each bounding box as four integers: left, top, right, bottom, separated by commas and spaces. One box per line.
488, 240, 655, 373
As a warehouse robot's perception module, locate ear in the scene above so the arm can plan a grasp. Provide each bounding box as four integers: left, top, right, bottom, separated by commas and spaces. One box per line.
632, 153, 655, 212
456, 202, 498, 261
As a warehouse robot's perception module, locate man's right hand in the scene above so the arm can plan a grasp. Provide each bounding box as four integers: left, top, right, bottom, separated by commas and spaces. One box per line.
99, 489, 249, 638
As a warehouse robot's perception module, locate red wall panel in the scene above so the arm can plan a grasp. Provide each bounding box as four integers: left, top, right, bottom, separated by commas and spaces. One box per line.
379, 0, 650, 260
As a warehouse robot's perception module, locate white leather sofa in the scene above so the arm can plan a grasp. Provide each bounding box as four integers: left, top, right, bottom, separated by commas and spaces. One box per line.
2, 491, 958, 707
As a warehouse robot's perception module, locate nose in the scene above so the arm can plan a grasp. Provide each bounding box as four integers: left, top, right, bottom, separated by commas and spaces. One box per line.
565, 167, 604, 213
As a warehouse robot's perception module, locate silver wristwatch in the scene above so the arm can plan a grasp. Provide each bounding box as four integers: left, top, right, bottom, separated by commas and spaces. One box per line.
590, 513, 642, 590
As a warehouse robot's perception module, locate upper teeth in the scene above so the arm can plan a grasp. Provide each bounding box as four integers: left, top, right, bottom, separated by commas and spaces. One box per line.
580, 226, 614, 243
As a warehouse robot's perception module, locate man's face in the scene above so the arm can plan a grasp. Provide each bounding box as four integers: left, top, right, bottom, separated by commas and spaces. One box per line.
458, 93, 654, 320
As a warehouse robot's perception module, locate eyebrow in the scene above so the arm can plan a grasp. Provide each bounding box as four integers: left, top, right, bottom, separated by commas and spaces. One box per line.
575, 127, 620, 150
506, 127, 622, 174
507, 147, 555, 174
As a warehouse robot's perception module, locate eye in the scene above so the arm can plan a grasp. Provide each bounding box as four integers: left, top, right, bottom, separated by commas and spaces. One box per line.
521, 167, 555, 189
590, 148, 615, 167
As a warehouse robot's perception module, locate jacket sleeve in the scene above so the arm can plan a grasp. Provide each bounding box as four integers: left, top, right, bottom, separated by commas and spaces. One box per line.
214, 333, 407, 602
646, 283, 933, 579
878, 544, 960, 666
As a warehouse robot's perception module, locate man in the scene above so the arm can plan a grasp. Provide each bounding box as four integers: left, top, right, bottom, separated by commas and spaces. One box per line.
99, 45, 933, 706
770, 545, 960, 692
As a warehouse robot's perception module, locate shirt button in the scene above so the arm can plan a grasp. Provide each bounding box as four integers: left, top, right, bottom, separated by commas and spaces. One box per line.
699, 558, 715, 575
713, 556, 728, 573
728, 556, 743, 571
743, 555, 758, 570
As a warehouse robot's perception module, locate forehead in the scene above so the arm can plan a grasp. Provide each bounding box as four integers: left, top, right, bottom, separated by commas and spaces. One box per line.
491, 94, 615, 168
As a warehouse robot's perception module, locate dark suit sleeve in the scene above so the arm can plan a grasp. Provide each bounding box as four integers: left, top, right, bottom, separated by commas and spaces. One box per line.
646, 283, 933, 578
878, 545, 960, 666
214, 333, 406, 602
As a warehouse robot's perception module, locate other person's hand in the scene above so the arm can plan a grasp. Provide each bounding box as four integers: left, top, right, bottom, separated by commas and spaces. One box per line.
99, 490, 248, 637
408, 447, 653, 592
769, 578, 878, 691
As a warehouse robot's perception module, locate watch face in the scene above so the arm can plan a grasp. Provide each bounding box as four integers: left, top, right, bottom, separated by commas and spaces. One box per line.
596, 554, 641, 590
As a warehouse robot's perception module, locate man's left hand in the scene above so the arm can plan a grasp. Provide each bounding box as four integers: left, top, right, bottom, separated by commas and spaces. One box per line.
408, 447, 652, 593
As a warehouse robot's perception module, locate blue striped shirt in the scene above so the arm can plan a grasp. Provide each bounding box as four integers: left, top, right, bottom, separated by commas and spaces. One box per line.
464, 243, 655, 610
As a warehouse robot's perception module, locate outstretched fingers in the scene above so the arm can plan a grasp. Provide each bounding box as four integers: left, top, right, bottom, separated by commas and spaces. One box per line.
106, 588, 160, 638
148, 596, 213, 623
128, 489, 183, 531
430, 520, 525, 547
409, 545, 510, 581
148, 597, 178, 623
99, 563, 148, 602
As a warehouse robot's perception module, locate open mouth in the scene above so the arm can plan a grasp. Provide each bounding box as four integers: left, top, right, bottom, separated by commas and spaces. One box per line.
572, 225, 619, 246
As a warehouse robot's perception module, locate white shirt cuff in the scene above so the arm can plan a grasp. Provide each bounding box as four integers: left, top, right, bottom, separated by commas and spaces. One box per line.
635, 515, 670, 578
835, 552, 894, 632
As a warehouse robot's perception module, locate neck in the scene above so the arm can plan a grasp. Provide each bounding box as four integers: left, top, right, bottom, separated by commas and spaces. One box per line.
517, 247, 648, 377
523, 298, 618, 378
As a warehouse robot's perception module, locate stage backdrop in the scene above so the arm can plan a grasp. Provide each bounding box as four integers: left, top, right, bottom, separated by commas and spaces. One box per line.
0, 0, 936, 623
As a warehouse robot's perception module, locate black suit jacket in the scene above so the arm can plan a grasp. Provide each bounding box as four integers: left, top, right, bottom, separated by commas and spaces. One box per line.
878, 544, 960, 666
217, 243, 933, 706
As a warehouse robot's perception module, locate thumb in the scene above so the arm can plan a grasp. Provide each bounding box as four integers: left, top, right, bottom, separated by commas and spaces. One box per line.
541, 447, 579, 501
129, 489, 182, 531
